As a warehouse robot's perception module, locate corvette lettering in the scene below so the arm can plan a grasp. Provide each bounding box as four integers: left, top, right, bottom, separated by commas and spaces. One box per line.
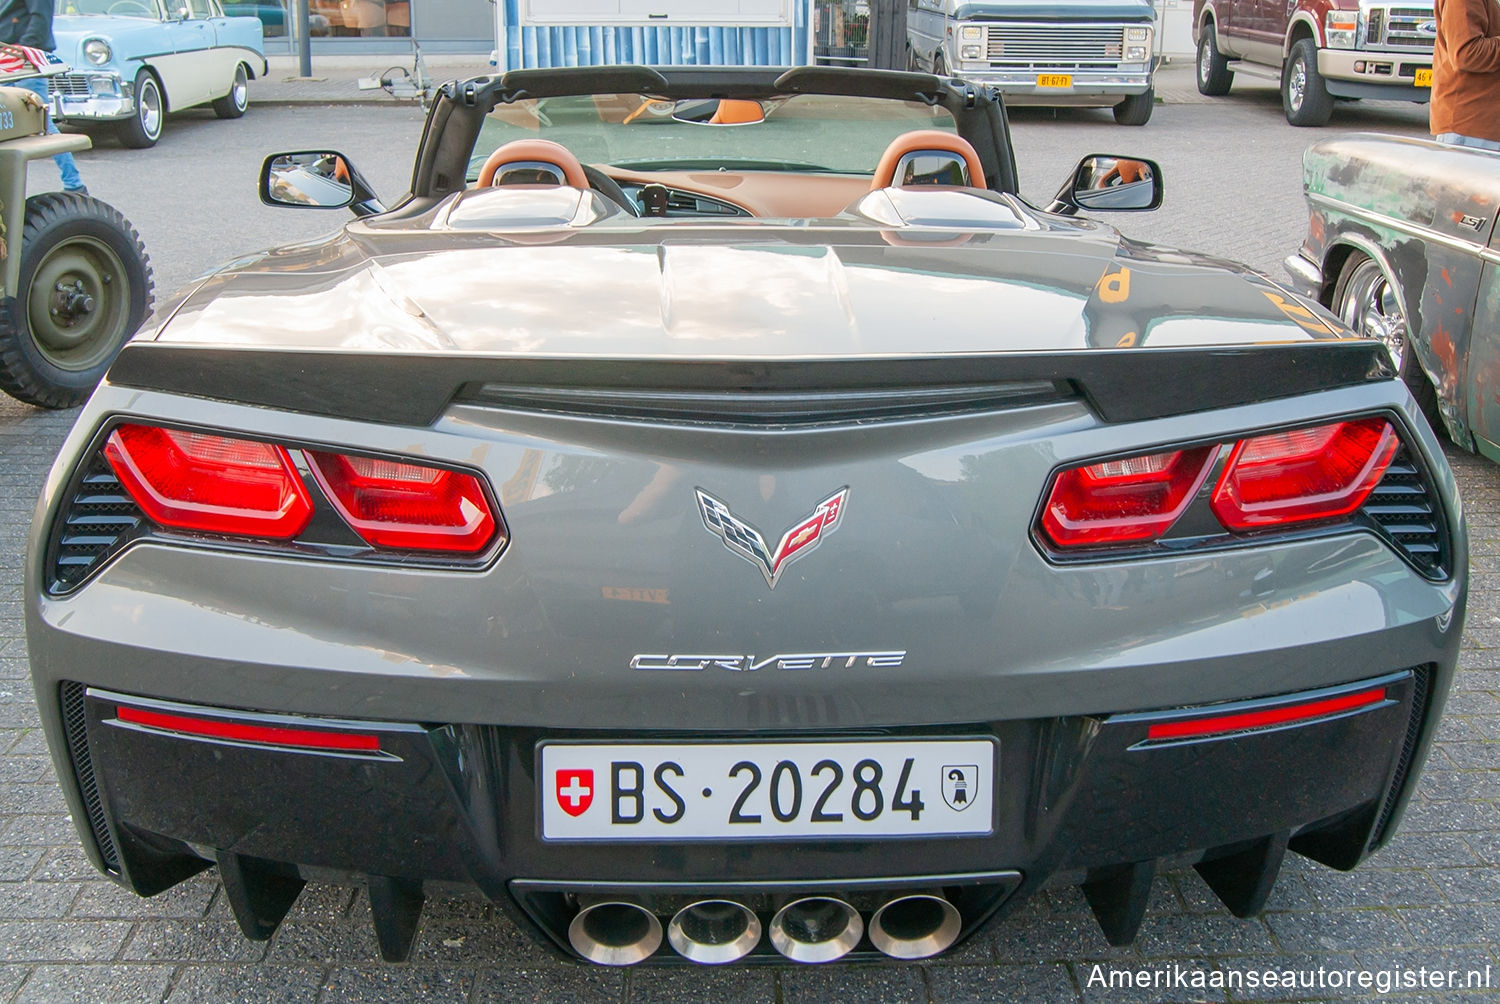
631, 651, 907, 671
696, 487, 848, 588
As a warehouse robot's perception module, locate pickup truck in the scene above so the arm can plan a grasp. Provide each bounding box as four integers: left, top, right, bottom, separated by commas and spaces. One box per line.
908, 0, 1159, 125
1192, 0, 1435, 125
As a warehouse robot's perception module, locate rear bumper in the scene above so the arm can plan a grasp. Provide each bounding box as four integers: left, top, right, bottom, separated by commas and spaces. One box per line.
55, 665, 1445, 963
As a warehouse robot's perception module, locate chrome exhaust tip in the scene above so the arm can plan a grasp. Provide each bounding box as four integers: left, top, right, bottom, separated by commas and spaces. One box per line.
768, 896, 863, 963
868, 892, 962, 960
567, 898, 663, 966
667, 899, 762, 964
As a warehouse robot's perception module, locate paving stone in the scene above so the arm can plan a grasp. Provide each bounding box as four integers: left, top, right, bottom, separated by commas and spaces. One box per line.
779, 964, 928, 1004
0, 920, 131, 962
321, 965, 475, 1003
1309, 869, 1447, 910
0, 966, 28, 1002
0, 814, 81, 847
474, 965, 625, 1003
928, 962, 1077, 1003
72, 877, 215, 919
0, 847, 43, 883
164, 964, 325, 1003
1138, 914, 1277, 959
14, 964, 173, 1004
1266, 910, 1416, 952
991, 915, 1136, 965
625, 965, 775, 1004
121, 898, 268, 963
1428, 868, 1500, 905
0, 881, 78, 919
1396, 904, 1500, 947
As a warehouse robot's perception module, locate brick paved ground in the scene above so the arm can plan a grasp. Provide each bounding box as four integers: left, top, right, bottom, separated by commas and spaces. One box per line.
0, 80, 1495, 1002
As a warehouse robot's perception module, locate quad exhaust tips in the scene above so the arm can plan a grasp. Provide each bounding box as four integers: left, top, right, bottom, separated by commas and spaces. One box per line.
869, 892, 961, 960
567, 897, 663, 966
769, 896, 864, 963
668, 899, 762, 964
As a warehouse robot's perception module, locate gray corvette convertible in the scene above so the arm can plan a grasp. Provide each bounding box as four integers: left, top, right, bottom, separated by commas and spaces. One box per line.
25, 66, 1466, 968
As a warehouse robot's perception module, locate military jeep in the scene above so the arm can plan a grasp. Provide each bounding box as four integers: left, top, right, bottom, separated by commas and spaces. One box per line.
0, 45, 151, 409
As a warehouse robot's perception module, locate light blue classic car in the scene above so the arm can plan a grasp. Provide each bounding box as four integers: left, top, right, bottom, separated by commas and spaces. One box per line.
52, 0, 267, 148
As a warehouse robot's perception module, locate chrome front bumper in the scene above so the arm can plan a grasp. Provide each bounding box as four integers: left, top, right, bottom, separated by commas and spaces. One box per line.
1282, 251, 1325, 301
954, 68, 1153, 103
50, 73, 135, 124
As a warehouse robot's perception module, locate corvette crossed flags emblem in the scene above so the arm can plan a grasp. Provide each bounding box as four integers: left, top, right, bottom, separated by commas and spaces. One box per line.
695, 487, 849, 589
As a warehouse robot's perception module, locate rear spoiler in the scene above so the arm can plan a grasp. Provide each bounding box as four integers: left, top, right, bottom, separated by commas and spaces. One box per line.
106, 341, 1393, 429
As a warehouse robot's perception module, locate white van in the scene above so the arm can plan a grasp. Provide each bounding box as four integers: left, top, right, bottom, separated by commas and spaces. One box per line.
907, 0, 1159, 124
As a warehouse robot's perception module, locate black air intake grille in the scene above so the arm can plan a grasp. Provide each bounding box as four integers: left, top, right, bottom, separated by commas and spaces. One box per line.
1371, 664, 1432, 846
1360, 445, 1449, 578
60, 682, 118, 872
47, 453, 145, 594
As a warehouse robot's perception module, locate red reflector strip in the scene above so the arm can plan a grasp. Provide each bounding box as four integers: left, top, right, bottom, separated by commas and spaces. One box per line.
1145, 687, 1389, 741
114, 705, 381, 752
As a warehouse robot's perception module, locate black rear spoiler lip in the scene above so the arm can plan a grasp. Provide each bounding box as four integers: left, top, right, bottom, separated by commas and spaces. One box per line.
106, 341, 1394, 429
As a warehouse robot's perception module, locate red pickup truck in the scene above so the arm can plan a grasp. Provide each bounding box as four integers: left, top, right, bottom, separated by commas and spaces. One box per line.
1192, 0, 1436, 125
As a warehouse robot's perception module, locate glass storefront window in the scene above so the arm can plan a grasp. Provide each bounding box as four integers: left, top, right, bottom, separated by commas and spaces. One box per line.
313, 0, 411, 37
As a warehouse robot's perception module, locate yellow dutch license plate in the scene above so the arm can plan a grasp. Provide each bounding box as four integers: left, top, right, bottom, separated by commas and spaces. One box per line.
1415, 68, 1432, 87
1036, 74, 1072, 89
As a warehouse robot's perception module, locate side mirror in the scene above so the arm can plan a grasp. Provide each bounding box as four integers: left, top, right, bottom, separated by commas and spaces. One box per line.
259, 151, 385, 216
1048, 155, 1163, 215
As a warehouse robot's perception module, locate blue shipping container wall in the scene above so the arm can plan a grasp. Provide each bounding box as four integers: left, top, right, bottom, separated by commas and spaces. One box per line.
498, 0, 812, 71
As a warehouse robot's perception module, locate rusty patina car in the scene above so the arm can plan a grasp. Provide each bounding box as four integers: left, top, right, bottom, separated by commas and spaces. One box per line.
1286, 133, 1500, 459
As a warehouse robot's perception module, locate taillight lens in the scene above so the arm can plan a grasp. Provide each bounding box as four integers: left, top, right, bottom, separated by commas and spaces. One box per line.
1041, 445, 1218, 547
104, 424, 313, 538
307, 451, 497, 553
1211, 418, 1398, 530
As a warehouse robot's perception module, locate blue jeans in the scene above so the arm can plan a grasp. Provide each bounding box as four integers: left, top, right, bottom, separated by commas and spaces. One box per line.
1435, 132, 1500, 152
12, 75, 84, 191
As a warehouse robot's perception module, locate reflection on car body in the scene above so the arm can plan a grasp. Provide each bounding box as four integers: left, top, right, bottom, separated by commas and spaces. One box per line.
24, 66, 1466, 971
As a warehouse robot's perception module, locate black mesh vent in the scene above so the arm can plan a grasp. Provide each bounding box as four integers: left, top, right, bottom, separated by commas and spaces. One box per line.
1360, 446, 1450, 579
47, 452, 145, 594
1371, 665, 1432, 847
59, 682, 119, 872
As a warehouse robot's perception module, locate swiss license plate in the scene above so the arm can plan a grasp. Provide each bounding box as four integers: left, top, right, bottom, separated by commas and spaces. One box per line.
1037, 73, 1073, 89
1414, 68, 1433, 87
540, 739, 996, 841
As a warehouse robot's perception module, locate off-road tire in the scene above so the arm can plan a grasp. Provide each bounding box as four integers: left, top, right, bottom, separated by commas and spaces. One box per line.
1196, 25, 1234, 95
212, 62, 249, 119
117, 69, 163, 148
1331, 252, 1443, 434
1283, 38, 1333, 127
0, 193, 153, 409
1113, 88, 1155, 125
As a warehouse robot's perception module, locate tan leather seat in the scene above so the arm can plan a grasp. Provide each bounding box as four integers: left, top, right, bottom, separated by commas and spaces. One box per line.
477, 139, 590, 189
869, 130, 986, 191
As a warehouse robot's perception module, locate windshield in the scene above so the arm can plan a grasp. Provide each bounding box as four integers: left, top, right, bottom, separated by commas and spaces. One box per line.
469, 93, 958, 181
57, 0, 161, 16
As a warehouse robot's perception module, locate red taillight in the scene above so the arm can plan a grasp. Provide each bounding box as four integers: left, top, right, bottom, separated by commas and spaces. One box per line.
1210, 418, 1399, 530
104, 424, 313, 539
1145, 686, 1388, 741
1041, 445, 1218, 547
307, 451, 498, 553
115, 704, 381, 752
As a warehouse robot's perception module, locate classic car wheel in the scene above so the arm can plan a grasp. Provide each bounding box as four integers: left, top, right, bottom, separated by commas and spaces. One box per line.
0, 193, 153, 409
1113, 88, 1154, 126
1283, 39, 1332, 127
213, 63, 250, 120
1334, 254, 1441, 431
1196, 26, 1234, 96
117, 70, 163, 148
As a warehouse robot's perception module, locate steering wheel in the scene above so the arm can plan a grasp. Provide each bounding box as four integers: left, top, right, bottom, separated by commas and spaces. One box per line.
108, 0, 154, 14
582, 164, 640, 218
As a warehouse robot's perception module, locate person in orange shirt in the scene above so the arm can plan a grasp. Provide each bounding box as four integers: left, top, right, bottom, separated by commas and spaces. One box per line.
1432, 0, 1500, 150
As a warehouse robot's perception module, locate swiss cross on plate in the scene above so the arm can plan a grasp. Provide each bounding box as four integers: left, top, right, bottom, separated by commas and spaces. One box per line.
555, 769, 594, 817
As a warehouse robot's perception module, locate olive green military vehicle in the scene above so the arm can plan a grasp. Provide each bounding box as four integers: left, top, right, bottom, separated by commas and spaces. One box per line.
0, 48, 151, 409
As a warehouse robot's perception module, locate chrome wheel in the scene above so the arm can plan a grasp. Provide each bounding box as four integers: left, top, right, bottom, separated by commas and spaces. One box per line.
231, 64, 248, 111
1337, 257, 1406, 369
138, 77, 161, 139
1287, 59, 1306, 113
